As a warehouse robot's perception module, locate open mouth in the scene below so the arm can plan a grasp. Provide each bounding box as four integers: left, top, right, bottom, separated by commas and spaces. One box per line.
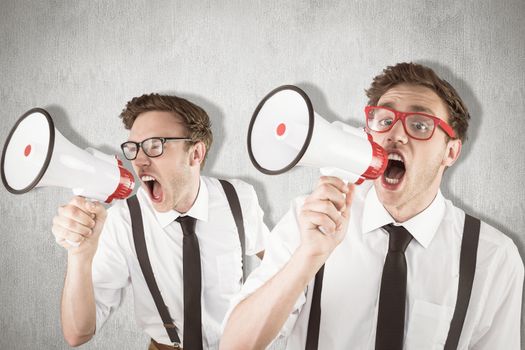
382, 152, 406, 187
141, 175, 163, 203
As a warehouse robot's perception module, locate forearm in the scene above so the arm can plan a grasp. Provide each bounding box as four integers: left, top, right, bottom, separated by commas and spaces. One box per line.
221, 247, 327, 350
61, 253, 96, 346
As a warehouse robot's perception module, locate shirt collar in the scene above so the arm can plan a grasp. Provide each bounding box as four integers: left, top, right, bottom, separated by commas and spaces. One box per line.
143, 177, 209, 228
361, 186, 446, 248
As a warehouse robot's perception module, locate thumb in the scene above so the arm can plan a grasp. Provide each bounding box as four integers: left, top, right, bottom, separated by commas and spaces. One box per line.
341, 183, 355, 220
84, 201, 107, 233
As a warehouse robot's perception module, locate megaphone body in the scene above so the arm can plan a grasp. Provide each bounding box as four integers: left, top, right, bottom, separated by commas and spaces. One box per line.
1, 108, 135, 203
248, 85, 388, 184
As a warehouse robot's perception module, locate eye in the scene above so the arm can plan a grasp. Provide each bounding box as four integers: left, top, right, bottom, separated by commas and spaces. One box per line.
411, 121, 430, 132
379, 118, 393, 127
125, 143, 137, 152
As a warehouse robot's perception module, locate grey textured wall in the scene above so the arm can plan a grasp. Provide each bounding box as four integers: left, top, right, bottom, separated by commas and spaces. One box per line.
1, 0, 524, 349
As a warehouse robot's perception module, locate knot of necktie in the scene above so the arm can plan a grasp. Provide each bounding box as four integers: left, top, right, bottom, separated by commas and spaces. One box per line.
176, 215, 197, 236
382, 224, 413, 253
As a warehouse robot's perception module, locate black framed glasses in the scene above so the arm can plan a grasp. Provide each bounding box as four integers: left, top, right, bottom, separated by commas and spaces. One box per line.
120, 137, 192, 160
365, 106, 456, 140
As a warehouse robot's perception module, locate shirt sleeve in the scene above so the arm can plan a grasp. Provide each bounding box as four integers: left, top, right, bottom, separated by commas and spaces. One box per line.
228, 179, 270, 256
223, 196, 308, 340
92, 205, 132, 333
470, 237, 524, 349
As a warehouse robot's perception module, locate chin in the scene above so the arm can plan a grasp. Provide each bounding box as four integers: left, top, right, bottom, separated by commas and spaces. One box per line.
374, 180, 404, 205
151, 200, 172, 213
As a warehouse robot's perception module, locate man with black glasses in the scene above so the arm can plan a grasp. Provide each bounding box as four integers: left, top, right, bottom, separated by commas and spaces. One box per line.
51, 93, 269, 350
221, 63, 524, 349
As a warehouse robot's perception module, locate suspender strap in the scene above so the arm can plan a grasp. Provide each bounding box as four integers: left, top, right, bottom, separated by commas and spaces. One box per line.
127, 195, 181, 346
305, 264, 325, 350
127, 180, 247, 344
219, 179, 247, 281
304, 213, 481, 350
444, 213, 481, 350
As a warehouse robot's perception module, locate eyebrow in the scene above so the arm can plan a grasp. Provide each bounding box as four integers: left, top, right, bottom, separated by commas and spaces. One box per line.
378, 102, 435, 115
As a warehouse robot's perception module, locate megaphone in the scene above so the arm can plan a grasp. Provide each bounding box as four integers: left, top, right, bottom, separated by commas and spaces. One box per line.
247, 85, 388, 184
1, 108, 135, 202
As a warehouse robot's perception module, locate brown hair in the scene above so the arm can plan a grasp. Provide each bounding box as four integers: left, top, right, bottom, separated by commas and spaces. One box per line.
120, 93, 213, 167
365, 62, 470, 142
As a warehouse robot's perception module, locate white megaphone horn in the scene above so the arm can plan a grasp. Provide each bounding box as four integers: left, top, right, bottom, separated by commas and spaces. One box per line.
247, 85, 388, 184
1, 108, 135, 202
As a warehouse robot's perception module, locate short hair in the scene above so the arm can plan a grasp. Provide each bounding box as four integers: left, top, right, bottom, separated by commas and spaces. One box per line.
119, 93, 213, 167
365, 62, 470, 142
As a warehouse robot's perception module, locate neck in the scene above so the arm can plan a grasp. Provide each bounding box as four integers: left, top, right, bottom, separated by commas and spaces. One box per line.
384, 189, 438, 223
174, 174, 200, 214
383, 176, 442, 223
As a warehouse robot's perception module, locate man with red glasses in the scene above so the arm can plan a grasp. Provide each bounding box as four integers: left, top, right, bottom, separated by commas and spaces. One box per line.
221, 63, 523, 349
51, 93, 269, 349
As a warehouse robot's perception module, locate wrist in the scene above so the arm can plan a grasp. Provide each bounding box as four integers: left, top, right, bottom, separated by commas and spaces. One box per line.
67, 247, 96, 267
290, 246, 330, 282
296, 242, 333, 261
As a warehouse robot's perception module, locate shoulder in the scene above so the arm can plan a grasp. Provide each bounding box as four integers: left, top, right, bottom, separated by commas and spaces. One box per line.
204, 176, 259, 201
204, 176, 255, 192
478, 220, 523, 269
446, 201, 524, 274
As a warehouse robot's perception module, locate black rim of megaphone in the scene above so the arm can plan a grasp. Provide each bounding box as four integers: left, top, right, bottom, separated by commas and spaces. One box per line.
247, 85, 315, 175
1, 108, 55, 194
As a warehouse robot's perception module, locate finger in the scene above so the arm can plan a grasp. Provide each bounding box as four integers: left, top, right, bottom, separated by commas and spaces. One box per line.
69, 196, 92, 213
307, 183, 347, 211
301, 210, 337, 235
341, 183, 356, 219
84, 200, 106, 217
317, 176, 348, 194
84, 201, 107, 236
53, 215, 92, 238
302, 200, 344, 229
55, 235, 81, 250
58, 204, 96, 229
52, 223, 87, 243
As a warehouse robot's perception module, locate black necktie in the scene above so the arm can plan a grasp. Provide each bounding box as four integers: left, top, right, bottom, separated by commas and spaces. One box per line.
375, 224, 413, 350
176, 215, 203, 350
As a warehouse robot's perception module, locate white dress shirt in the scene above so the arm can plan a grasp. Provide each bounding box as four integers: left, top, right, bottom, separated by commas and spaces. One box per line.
227, 182, 524, 349
92, 176, 269, 349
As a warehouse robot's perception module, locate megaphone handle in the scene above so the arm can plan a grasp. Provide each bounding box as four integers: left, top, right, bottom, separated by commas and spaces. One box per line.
319, 167, 363, 184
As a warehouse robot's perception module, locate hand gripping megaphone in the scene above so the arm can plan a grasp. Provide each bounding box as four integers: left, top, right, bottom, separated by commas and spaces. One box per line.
1, 108, 135, 202
247, 85, 388, 184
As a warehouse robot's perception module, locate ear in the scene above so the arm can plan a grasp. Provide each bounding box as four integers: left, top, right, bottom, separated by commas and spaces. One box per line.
189, 141, 206, 167
442, 138, 462, 167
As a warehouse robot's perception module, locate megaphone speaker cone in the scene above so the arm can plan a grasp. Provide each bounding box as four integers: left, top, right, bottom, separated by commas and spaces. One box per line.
247, 84, 389, 183
248, 85, 315, 175
1, 108, 55, 194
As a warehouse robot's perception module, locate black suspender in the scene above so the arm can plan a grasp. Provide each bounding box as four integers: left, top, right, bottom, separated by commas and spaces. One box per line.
128, 195, 182, 346
126, 179, 246, 346
444, 214, 481, 350
305, 213, 481, 350
219, 179, 247, 282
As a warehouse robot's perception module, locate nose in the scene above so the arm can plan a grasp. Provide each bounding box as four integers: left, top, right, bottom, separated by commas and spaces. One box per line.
386, 119, 408, 144
133, 147, 151, 167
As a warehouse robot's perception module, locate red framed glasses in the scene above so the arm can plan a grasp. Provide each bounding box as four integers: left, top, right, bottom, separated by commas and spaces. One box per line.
365, 106, 456, 140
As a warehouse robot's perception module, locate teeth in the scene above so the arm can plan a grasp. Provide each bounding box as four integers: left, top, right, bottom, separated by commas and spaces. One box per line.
385, 177, 400, 184
141, 175, 155, 182
388, 153, 404, 162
